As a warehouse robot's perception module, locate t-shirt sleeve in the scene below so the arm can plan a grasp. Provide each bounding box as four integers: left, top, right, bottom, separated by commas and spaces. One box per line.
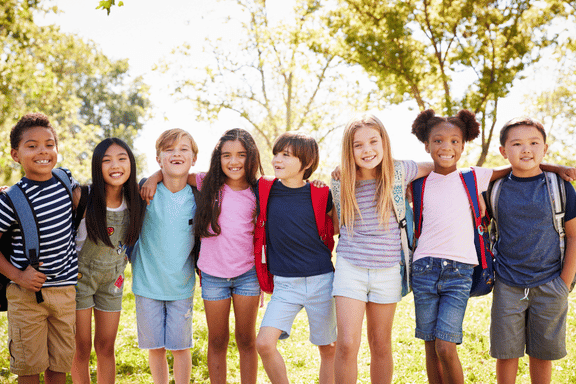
0, 194, 15, 233
403, 160, 419, 184
196, 172, 206, 191
564, 180, 576, 222
472, 166, 494, 193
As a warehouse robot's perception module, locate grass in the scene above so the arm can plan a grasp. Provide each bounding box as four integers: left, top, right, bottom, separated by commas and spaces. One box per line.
1, 265, 576, 383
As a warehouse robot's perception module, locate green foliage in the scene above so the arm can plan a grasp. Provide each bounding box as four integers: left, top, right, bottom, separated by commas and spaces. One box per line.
0, 1, 151, 183
322, 0, 571, 165
157, 0, 380, 173
96, 0, 124, 15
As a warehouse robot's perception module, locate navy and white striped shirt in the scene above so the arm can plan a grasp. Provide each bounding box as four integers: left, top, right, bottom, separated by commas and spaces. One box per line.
0, 168, 78, 287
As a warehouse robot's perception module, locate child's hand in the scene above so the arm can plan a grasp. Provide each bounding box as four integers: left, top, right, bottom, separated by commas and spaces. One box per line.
331, 166, 341, 181
140, 178, 159, 205
0, 185, 8, 193
558, 165, 576, 182
17, 264, 46, 292
479, 192, 487, 218
311, 179, 327, 188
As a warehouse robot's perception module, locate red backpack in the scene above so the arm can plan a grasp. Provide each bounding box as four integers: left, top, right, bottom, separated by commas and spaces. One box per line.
253, 178, 335, 294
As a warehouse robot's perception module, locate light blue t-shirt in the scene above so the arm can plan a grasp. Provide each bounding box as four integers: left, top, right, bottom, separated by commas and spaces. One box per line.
132, 182, 196, 300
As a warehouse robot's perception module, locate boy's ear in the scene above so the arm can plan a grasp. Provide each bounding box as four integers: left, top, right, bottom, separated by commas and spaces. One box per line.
499, 146, 508, 159
192, 154, 197, 166
156, 155, 162, 168
10, 148, 20, 163
543, 142, 549, 155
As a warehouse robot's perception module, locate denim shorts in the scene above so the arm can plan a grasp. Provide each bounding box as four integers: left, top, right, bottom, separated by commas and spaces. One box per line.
412, 257, 473, 344
201, 267, 260, 301
260, 272, 337, 346
135, 295, 194, 350
490, 277, 568, 360
332, 255, 402, 304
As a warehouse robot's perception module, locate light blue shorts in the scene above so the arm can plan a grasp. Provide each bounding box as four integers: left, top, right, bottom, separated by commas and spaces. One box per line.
135, 295, 194, 350
260, 272, 336, 346
412, 257, 473, 344
201, 267, 260, 301
332, 255, 402, 304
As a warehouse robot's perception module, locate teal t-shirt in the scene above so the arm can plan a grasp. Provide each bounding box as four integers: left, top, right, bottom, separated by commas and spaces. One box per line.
132, 182, 196, 300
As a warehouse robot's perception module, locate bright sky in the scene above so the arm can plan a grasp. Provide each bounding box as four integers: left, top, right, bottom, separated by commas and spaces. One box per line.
40, 0, 532, 174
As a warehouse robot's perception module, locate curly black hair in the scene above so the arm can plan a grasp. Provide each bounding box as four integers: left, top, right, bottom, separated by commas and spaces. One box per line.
11, 112, 58, 149
411, 109, 480, 143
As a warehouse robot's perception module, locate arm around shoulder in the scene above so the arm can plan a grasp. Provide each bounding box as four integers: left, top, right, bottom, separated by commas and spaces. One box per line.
561, 218, 576, 290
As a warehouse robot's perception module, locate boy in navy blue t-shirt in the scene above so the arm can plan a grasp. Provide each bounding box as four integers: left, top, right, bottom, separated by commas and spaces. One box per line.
256, 132, 339, 384
490, 117, 576, 384
0, 113, 79, 384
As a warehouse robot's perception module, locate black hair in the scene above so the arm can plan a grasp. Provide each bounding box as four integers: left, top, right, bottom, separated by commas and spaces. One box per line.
85, 138, 144, 247
195, 129, 263, 238
11, 112, 58, 149
411, 109, 480, 143
499, 117, 546, 146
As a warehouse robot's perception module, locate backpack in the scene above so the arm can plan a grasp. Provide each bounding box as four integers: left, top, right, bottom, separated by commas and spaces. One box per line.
253, 178, 335, 294
412, 168, 495, 297
485, 172, 574, 290
0, 169, 74, 311
331, 161, 414, 296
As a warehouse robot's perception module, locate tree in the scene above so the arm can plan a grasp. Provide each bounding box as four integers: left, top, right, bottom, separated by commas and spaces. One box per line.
157, 0, 380, 172
1, 1, 151, 182
322, 0, 571, 165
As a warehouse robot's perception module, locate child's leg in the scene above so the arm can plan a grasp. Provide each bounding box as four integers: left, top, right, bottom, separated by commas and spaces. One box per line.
149, 348, 169, 384
93, 309, 121, 384
334, 296, 365, 384
232, 293, 259, 384
256, 327, 289, 384
424, 340, 444, 384
365, 302, 396, 384
204, 298, 232, 384
434, 339, 463, 384
17, 374, 40, 384
71, 308, 93, 384
529, 357, 551, 384
171, 348, 192, 384
318, 343, 336, 384
496, 358, 519, 384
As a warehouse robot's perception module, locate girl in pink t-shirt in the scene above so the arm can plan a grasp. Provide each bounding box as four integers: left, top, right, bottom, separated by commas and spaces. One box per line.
194, 128, 263, 384
410, 109, 506, 384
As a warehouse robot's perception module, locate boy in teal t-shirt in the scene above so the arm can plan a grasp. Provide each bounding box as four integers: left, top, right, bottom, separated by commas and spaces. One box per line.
132, 128, 198, 384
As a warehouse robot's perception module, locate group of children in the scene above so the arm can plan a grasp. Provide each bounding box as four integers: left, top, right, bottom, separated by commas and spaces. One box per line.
0, 108, 574, 384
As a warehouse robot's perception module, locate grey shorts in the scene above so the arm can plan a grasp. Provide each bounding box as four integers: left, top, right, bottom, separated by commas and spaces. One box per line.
76, 258, 127, 312
490, 276, 568, 360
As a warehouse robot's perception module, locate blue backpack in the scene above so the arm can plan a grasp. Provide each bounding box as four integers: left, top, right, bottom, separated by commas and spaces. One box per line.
0, 169, 73, 310
411, 168, 495, 297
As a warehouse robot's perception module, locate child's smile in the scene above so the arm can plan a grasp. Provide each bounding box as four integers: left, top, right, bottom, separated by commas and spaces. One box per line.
221, 140, 248, 190
499, 125, 547, 178
352, 126, 384, 179
11, 126, 58, 181
425, 122, 465, 175
102, 143, 131, 188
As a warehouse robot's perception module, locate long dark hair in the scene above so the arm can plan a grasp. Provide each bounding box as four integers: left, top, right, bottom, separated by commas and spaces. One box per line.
85, 138, 144, 247
195, 128, 263, 238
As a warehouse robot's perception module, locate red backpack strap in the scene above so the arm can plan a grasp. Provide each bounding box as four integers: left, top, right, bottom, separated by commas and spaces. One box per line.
257, 178, 276, 226
310, 183, 328, 237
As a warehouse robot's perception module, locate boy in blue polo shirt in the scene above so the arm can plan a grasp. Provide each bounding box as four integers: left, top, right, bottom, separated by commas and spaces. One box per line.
0, 112, 79, 384
132, 128, 198, 384
490, 117, 576, 384
255, 132, 338, 384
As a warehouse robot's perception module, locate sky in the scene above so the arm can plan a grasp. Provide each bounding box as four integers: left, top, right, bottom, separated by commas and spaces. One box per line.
38, 0, 535, 174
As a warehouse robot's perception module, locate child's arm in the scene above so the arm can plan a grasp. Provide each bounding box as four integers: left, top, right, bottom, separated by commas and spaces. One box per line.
330, 206, 340, 236
140, 170, 197, 204
414, 162, 434, 179
0, 234, 46, 292
561, 218, 576, 290
540, 164, 576, 182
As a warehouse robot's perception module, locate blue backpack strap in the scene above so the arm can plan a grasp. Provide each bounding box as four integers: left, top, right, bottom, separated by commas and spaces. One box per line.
458, 168, 488, 269
411, 176, 427, 240
52, 168, 73, 199
4, 185, 44, 304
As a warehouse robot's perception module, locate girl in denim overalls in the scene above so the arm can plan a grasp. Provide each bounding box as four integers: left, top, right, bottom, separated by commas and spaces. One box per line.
71, 138, 144, 384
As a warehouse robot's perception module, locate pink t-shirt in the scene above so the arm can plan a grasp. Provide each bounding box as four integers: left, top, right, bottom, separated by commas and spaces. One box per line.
196, 173, 256, 278
413, 167, 493, 265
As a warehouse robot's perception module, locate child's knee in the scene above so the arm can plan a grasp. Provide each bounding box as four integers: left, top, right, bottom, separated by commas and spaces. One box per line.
255, 333, 277, 356
318, 343, 336, 359
434, 339, 457, 361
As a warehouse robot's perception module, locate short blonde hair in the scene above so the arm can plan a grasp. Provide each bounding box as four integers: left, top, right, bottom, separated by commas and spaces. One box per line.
156, 128, 198, 157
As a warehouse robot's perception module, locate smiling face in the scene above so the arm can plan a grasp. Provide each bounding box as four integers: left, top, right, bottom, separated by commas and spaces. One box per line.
221, 140, 248, 189
499, 125, 547, 178
156, 137, 196, 179
101, 143, 131, 188
11, 126, 58, 181
352, 126, 384, 179
425, 122, 465, 175
272, 145, 307, 187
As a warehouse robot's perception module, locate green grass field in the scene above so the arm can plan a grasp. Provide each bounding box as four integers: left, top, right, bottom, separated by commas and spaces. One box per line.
1, 265, 575, 383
